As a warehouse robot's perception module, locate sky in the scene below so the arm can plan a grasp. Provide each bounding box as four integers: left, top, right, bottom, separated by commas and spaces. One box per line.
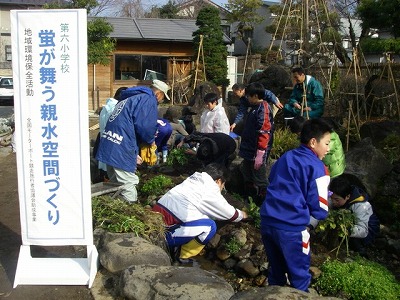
148, 0, 228, 7
148, 0, 281, 8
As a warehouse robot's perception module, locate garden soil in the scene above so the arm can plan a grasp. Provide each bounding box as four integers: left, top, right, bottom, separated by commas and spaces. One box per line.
0, 151, 93, 300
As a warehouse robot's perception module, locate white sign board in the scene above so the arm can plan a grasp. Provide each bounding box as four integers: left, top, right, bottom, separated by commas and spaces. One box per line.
11, 9, 97, 287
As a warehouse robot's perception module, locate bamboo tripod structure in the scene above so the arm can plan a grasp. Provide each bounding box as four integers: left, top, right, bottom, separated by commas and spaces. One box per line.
344, 48, 363, 151
242, 38, 251, 84
367, 52, 400, 121
300, 80, 310, 120
193, 34, 206, 90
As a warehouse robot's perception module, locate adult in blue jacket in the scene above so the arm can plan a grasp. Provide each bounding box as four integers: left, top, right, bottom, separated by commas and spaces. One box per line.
96, 80, 170, 202
284, 66, 324, 119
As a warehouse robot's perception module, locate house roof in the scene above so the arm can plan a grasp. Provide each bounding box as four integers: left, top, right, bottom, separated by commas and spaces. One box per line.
96, 17, 232, 44
263, 1, 281, 6
177, 0, 230, 14
0, 0, 57, 5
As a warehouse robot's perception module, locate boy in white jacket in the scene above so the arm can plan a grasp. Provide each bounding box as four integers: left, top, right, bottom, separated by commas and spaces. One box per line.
200, 92, 230, 135
153, 163, 248, 263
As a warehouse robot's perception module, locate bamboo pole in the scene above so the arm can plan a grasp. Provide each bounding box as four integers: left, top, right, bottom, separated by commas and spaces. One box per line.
171, 58, 176, 105
242, 38, 251, 84
193, 35, 203, 90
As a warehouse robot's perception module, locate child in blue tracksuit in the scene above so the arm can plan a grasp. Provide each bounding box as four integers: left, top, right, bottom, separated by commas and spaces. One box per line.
260, 118, 333, 292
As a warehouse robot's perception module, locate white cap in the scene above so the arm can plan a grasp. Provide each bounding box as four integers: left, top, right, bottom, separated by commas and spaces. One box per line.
152, 79, 171, 100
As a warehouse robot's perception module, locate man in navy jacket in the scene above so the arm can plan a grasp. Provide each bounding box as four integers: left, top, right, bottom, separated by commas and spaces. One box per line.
96, 80, 170, 202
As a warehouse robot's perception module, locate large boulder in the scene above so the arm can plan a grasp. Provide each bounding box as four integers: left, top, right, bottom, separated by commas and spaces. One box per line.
231, 286, 341, 299
188, 81, 220, 115
119, 264, 235, 300
99, 235, 171, 274
344, 137, 393, 197
248, 64, 292, 100
359, 120, 400, 147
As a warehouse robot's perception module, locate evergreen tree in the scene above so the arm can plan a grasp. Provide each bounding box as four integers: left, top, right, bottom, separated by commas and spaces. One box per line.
358, 0, 400, 38
87, 18, 115, 65
225, 0, 263, 43
193, 6, 228, 87
159, 0, 179, 19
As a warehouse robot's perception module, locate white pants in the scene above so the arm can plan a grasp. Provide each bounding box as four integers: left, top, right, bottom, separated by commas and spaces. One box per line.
107, 165, 139, 202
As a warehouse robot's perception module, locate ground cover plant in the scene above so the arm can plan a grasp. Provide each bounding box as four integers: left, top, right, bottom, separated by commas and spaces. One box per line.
139, 174, 174, 198
225, 237, 244, 255
167, 148, 190, 166
313, 257, 400, 299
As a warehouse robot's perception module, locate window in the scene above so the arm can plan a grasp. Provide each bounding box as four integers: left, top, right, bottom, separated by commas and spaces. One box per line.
5, 45, 11, 61
114, 54, 168, 81
221, 25, 230, 38
243, 29, 253, 41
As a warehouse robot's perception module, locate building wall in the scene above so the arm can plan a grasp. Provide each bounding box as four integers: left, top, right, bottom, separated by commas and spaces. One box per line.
88, 40, 195, 111
252, 5, 273, 51
0, 7, 12, 76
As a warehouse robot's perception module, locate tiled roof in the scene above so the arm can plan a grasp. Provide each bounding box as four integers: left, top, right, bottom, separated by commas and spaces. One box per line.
95, 17, 231, 43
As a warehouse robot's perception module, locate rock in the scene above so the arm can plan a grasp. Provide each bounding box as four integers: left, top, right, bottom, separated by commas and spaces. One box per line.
119, 265, 235, 300
233, 244, 251, 260
223, 258, 237, 270
225, 157, 245, 195
381, 171, 400, 197
99, 236, 171, 274
231, 228, 247, 245
235, 259, 260, 277
345, 137, 393, 197
310, 266, 322, 279
360, 120, 400, 146
248, 64, 293, 99
253, 274, 267, 287
189, 81, 220, 113
387, 238, 400, 254
216, 246, 231, 261
231, 285, 342, 299
208, 233, 221, 249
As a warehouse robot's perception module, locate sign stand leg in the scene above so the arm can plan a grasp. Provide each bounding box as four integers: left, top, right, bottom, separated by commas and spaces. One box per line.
13, 245, 98, 288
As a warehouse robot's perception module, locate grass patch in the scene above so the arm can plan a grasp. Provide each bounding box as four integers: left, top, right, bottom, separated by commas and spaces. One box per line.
92, 196, 165, 242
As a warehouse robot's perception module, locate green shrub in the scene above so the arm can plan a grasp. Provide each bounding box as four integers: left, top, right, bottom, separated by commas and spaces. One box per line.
167, 148, 189, 166
315, 209, 356, 256
360, 37, 400, 54
246, 196, 261, 228
372, 193, 400, 231
314, 257, 400, 299
225, 237, 244, 255
378, 133, 400, 164
140, 175, 173, 197
270, 127, 299, 159
232, 193, 261, 228
91, 196, 165, 239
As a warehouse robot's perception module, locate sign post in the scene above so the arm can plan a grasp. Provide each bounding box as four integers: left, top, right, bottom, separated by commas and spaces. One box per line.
11, 9, 97, 287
